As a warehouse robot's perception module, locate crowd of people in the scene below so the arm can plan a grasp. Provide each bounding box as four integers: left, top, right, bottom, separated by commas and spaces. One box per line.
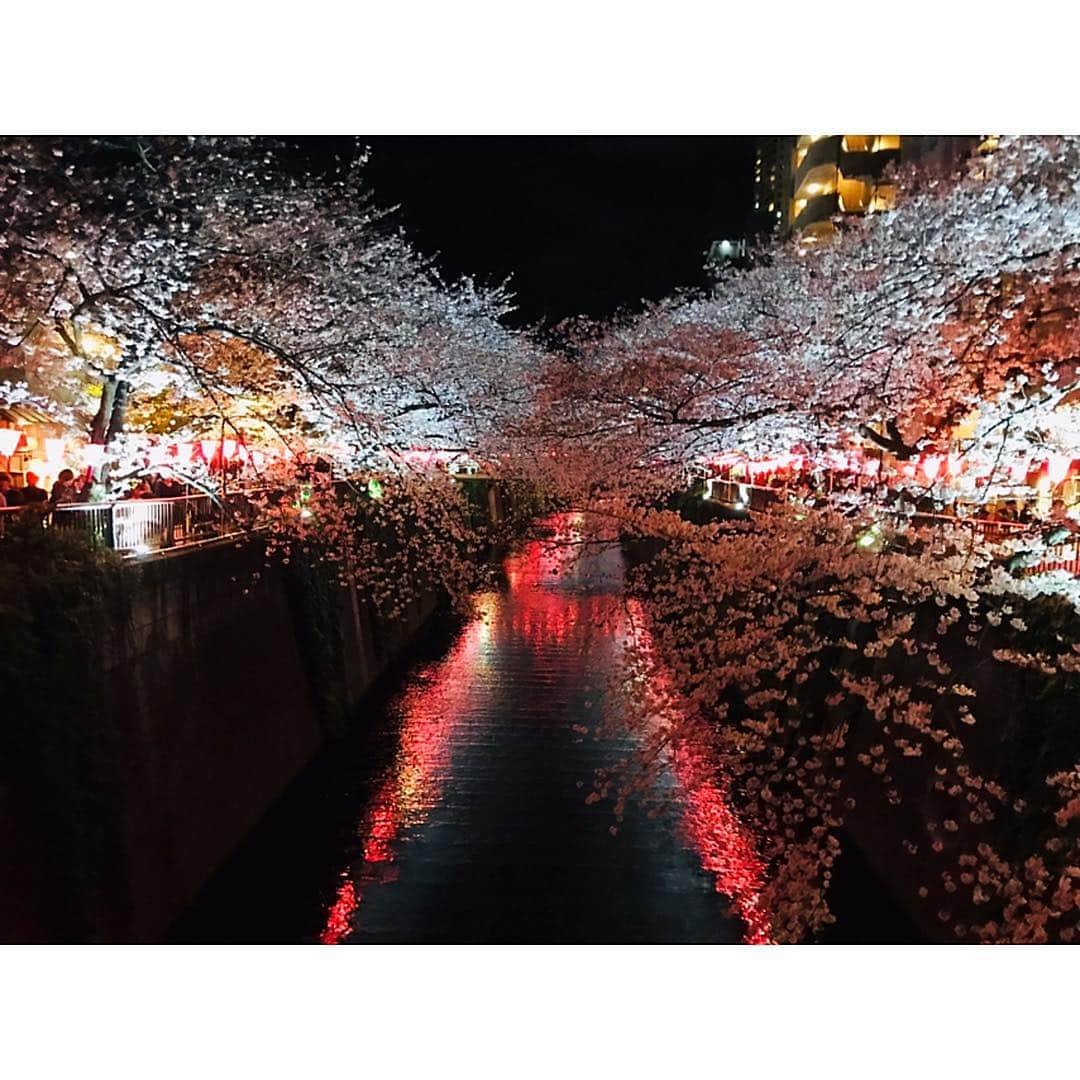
709, 465, 1080, 536
0, 471, 51, 509
0, 469, 193, 512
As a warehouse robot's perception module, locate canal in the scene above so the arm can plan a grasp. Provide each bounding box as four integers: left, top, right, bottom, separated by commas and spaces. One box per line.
171, 513, 774, 944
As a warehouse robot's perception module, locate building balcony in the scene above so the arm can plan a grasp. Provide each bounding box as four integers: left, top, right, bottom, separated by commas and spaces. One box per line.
790, 192, 838, 233
791, 136, 841, 191
792, 161, 838, 204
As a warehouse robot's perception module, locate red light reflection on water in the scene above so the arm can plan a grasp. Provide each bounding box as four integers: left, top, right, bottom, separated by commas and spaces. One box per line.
669, 740, 772, 943
319, 598, 491, 943
321, 513, 771, 944
622, 597, 773, 944
322, 522, 592, 943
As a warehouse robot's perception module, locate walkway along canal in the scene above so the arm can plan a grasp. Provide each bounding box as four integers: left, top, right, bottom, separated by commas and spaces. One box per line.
172, 513, 772, 944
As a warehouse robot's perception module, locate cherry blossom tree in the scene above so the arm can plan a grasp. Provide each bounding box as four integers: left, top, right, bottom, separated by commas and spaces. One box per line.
1, 137, 538, 473
1, 136, 541, 616
524, 137, 1080, 500
522, 136, 1080, 943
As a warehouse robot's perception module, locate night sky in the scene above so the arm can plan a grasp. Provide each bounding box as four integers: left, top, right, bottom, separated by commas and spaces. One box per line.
307, 136, 756, 329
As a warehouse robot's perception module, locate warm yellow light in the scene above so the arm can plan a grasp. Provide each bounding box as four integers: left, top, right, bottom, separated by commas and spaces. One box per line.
0, 427, 21, 457
841, 135, 873, 153
79, 330, 122, 361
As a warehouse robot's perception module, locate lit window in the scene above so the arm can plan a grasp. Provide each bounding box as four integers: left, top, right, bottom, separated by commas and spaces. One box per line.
841, 135, 873, 153
869, 184, 897, 212
837, 173, 872, 213
872, 135, 901, 152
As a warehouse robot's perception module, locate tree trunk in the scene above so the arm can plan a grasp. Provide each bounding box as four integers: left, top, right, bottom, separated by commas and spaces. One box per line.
105, 380, 129, 444
89, 375, 118, 445
87, 375, 129, 494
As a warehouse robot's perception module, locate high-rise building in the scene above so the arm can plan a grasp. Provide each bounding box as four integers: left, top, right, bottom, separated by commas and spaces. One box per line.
764, 135, 986, 245
750, 137, 790, 237
708, 135, 989, 275
782, 135, 902, 244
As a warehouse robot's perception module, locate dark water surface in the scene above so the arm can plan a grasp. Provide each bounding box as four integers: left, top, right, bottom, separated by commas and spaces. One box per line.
172, 514, 773, 944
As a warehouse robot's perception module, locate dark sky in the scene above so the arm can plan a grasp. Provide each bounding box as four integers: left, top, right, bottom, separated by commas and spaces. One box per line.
309, 136, 756, 328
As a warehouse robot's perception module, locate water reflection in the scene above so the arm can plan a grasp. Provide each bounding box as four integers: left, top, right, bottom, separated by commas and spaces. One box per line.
321, 513, 769, 944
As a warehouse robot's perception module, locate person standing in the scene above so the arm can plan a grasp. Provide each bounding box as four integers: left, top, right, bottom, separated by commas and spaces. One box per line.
0, 472, 21, 508
20, 472, 48, 506
49, 468, 79, 506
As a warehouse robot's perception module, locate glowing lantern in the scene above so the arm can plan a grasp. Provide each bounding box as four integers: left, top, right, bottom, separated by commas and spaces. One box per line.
147, 443, 171, 467
81, 443, 106, 468
1047, 455, 1072, 485
1009, 457, 1030, 483
921, 454, 942, 483
222, 438, 240, 461
199, 439, 218, 463
947, 453, 963, 477
0, 427, 21, 458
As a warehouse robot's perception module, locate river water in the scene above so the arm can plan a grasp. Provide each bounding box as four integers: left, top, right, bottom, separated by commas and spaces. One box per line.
173, 513, 773, 944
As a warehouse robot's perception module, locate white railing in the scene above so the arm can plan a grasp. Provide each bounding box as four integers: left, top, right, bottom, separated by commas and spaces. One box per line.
49, 492, 258, 555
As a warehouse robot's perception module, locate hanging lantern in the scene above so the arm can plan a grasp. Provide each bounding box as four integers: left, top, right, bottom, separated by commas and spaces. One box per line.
947, 453, 963, 477
921, 454, 942, 483
1047, 455, 1072, 485
221, 438, 240, 461
1009, 457, 1030, 483
147, 442, 171, 467
81, 443, 106, 468
0, 427, 21, 458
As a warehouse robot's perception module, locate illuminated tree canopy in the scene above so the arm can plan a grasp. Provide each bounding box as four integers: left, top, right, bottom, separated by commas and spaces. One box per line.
5, 134, 1080, 943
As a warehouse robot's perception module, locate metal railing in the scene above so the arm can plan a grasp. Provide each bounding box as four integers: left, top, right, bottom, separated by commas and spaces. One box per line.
30, 491, 264, 556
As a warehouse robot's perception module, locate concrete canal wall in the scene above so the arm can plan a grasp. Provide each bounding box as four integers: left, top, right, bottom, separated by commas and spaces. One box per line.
1, 477, 519, 943
111, 541, 444, 943
2, 539, 440, 943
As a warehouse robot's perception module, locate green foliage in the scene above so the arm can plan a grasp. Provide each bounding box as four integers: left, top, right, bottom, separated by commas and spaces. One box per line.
0, 515, 130, 941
